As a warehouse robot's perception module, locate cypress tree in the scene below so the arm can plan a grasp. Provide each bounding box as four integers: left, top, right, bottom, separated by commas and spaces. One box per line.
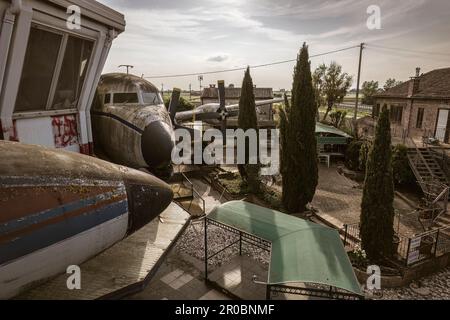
279, 95, 290, 180
237, 67, 260, 192
281, 43, 318, 213
360, 105, 395, 261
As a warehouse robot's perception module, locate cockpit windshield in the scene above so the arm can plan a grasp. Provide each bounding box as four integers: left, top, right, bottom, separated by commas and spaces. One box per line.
142, 92, 163, 105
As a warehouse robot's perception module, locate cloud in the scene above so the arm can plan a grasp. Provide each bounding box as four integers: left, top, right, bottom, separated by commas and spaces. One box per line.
207, 54, 229, 62
98, 0, 450, 90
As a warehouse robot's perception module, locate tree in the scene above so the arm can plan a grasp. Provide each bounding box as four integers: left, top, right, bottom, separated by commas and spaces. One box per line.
313, 62, 352, 121
312, 64, 327, 120
361, 80, 379, 105
384, 78, 403, 91
360, 105, 395, 261
237, 67, 260, 193
281, 43, 318, 213
279, 96, 289, 184
329, 110, 347, 129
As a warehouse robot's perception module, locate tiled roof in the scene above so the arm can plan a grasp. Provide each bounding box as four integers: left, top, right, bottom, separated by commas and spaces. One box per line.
201, 87, 273, 99
375, 67, 450, 99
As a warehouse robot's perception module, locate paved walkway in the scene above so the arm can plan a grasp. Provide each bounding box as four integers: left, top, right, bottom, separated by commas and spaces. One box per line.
126, 244, 230, 300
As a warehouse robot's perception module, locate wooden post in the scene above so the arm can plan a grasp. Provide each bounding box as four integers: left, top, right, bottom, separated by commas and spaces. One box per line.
343, 224, 348, 247
266, 285, 271, 300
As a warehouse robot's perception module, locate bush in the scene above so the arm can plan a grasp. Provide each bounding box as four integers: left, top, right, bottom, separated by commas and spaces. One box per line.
329, 110, 347, 128
163, 96, 194, 112
392, 144, 415, 185
358, 140, 372, 172
345, 140, 364, 171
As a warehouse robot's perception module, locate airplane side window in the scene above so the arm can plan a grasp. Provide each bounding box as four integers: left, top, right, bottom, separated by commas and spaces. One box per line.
14, 27, 62, 112
142, 92, 163, 105
114, 93, 139, 104
51, 36, 94, 110
104, 94, 111, 104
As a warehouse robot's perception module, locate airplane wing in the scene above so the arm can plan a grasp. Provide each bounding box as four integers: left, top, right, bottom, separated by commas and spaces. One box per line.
174, 97, 284, 123
226, 98, 285, 109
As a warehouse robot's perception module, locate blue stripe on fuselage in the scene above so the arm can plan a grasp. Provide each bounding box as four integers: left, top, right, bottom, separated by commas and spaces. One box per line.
0, 200, 128, 266
0, 189, 124, 236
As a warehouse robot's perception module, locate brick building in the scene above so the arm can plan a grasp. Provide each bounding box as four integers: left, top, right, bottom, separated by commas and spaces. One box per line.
370, 67, 450, 143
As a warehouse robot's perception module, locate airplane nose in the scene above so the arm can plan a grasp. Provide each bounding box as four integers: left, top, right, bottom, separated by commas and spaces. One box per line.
124, 172, 173, 234
141, 121, 175, 169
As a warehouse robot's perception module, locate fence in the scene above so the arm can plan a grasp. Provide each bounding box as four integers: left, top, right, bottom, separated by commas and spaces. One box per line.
335, 103, 373, 112
342, 223, 450, 267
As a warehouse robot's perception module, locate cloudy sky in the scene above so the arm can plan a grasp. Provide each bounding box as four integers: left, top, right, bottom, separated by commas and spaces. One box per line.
98, 0, 450, 90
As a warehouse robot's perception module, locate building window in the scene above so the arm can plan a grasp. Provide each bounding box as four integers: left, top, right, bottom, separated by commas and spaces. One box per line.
373, 104, 380, 118
390, 105, 403, 124
50, 36, 94, 110
14, 25, 93, 113
14, 27, 62, 112
416, 108, 424, 129
113, 93, 139, 104
104, 93, 111, 104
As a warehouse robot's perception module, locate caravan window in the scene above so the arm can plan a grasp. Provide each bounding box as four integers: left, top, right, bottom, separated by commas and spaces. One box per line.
14, 25, 94, 113
14, 27, 62, 112
50, 36, 94, 110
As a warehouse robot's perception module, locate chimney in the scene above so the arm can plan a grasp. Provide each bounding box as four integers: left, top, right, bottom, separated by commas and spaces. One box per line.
408, 67, 421, 97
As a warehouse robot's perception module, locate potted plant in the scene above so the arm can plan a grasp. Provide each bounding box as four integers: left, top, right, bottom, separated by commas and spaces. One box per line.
419, 235, 434, 255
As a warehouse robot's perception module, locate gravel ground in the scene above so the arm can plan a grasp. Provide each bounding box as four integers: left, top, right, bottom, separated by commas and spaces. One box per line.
375, 267, 450, 300
175, 220, 270, 271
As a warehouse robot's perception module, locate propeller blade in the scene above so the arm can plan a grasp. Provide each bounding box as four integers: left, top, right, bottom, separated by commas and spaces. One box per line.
217, 80, 226, 113
168, 88, 181, 124
217, 80, 227, 144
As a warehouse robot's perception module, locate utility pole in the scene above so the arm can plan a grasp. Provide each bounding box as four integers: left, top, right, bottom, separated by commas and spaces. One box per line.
189, 83, 192, 101
198, 75, 203, 92
118, 65, 134, 74
354, 43, 365, 121
161, 83, 164, 95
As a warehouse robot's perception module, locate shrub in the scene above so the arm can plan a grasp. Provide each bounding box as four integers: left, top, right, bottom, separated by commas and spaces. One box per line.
163, 96, 194, 112
358, 140, 372, 172
392, 144, 415, 185
345, 140, 364, 171
329, 110, 347, 128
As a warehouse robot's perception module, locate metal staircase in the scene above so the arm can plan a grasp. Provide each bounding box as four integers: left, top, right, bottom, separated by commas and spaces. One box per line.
406, 138, 450, 230
171, 172, 206, 218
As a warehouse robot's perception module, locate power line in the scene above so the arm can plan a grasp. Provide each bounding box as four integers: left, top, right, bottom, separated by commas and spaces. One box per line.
144, 45, 360, 79
366, 44, 450, 57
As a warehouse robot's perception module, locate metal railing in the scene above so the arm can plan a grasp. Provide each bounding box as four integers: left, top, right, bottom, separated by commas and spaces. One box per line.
342, 223, 450, 267
173, 172, 206, 215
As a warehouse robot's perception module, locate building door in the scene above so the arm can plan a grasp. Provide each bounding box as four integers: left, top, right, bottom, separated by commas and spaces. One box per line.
436, 109, 450, 143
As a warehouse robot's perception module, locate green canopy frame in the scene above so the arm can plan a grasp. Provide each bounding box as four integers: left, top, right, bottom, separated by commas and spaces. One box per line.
204, 201, 364, 300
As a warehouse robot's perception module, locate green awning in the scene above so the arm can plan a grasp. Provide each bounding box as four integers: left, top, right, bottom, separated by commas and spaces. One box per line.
316, 122, 352, 138
207, 201, 362, 296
